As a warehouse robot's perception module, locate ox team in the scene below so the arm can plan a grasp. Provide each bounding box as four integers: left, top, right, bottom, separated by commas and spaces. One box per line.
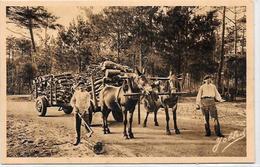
70, 61, 225, 146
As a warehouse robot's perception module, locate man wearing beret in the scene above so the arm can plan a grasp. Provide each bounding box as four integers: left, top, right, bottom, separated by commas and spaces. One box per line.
196, 75, 225, 137
70, 81, 92, 145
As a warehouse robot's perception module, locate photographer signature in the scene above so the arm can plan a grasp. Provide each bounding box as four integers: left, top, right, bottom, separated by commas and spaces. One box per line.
212, 128, 246, 153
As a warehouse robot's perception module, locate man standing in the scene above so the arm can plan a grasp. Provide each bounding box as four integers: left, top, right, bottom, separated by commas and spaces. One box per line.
70, 81, 92, 146
196, 75, 225, 137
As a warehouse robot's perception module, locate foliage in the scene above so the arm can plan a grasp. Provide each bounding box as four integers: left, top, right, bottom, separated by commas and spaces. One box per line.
7, 6, 61, 52
6, 6, 246, 95
53, 17, 92, 73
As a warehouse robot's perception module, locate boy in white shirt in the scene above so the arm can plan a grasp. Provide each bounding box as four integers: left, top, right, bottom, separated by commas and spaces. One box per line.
70, 81, 92, 145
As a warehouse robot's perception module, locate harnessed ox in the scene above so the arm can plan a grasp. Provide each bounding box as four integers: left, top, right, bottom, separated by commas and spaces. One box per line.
143, 73, 182, 135
99, 68, 153, 139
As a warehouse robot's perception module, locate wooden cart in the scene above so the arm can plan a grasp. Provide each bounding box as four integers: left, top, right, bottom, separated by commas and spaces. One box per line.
33, 73, 75, 116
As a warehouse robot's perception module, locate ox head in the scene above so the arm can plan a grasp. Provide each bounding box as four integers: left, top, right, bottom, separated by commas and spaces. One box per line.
168, 71, 182, 93
134, 67, 153, 94
122, 67, 153, 96
134, 67, 159, 108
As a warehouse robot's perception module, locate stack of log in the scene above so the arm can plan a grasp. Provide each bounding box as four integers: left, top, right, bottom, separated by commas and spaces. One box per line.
52, 73, 74, 104
33, 73, 75, 105
32, 74, 53, 98
91, 76, 104, 104
32, 61, 132, 106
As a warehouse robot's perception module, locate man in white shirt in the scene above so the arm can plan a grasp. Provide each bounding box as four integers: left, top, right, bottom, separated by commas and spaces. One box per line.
196, 75, 225, 137
70, 81, 92, 145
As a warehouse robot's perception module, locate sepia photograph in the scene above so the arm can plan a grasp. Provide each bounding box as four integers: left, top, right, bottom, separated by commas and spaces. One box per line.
0, 0, 254, 164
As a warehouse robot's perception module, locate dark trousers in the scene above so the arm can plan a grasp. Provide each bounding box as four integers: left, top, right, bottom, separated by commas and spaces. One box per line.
201, 98, 223, 136
74, 108, 90, 142
75, 112, 82, 141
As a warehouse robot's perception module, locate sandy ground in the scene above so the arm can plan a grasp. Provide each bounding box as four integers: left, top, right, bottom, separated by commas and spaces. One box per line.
6, 95, 246, 157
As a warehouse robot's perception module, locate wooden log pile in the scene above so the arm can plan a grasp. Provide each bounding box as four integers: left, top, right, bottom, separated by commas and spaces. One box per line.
32, 74, 53, 98
32, 73, 75, 105
52, 73, 74, 104
32, 62, 132, 106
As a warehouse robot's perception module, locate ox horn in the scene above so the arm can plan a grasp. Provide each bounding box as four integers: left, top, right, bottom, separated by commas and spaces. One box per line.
169, 70, 172, 76
135, 66, 142, 76
142, 67, 146, 74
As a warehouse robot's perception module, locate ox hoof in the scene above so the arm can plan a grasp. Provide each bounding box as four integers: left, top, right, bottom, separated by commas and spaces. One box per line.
128, 133, 134, 139
143, 123, 147, 128
205, 133, 211, 137
104, 130, 109, 134
107, 129, 111, 134
175, 129, 180, 134
154, 122, 159, 126
123, 133, 128, 139
217, 133, 225, 137
166, 131, 171, 135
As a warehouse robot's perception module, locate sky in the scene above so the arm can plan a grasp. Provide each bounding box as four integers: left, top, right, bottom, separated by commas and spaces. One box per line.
45, 6, 104, 27
6, 6, 104, 41
6, 6, 245, 46
46, 6, 85, 28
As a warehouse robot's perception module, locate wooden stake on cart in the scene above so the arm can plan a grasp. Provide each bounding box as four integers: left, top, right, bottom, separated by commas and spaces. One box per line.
50, 79, 53, 106
91, 75, 98, 110
35, 82, 38, 98
138, 96, 141, 125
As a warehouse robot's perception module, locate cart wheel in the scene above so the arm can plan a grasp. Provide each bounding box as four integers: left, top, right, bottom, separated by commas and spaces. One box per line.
112, 110, 123, 122
36, 96, 48, 116
63, 106, 73, 114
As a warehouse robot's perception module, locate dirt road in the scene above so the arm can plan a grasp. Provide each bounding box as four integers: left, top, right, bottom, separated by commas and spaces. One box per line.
6, 95, 246, 157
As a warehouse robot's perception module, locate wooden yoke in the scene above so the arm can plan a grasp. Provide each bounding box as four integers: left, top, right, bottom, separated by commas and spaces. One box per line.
147, 77, 170, 80
123, 92, 187, 96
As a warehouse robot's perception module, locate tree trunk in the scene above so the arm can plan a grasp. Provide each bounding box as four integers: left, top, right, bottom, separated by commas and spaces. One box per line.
117, 30, 120, 63
27, 6, 36, 53
28, 25, 36, 53
78, 56, 82, 73
152, 63, 155, 76
177, 54, 181, 74
234, 62, 238, 97
133, 53, 136, 69
217, 7, 226, 91
139, 43, 143, 71
234, 7, 238, 97
227, 71, 230, 94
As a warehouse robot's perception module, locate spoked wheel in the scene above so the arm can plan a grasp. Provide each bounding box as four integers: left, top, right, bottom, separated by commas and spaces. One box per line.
112, 110, 123, 122
63, 106, 73, 114
35, 96, 48, 116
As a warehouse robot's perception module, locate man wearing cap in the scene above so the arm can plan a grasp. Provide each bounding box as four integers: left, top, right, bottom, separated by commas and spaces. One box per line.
196, 75, 225, 137
70, 81, 92, 145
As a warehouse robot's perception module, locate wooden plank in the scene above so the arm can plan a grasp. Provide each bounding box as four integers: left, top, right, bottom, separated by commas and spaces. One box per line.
157, 92, 187, 95
91, 75, 98, 110
35, 83, 38, 98
123, 92, 187, 96
138, 97, 141, 125
147, 77, 170, 80
50, 80, 53, 106
124, 93, 142, 96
